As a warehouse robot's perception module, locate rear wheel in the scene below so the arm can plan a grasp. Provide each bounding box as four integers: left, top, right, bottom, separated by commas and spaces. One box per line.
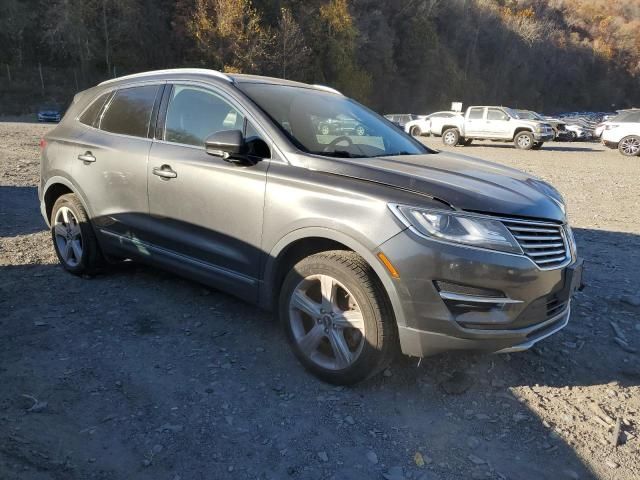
442, 128, 460, 146
51, 194, 103, 275
320, 125, 330, 135
410, 126, 422, 137
514, 131, 534, 150
618, 135, 640, 157
280, 251, 397, 384
355, 125, 366, 136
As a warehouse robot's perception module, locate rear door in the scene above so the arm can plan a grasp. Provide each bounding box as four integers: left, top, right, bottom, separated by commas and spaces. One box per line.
465, 107, 486, 136
146, 83, 271, 301
72, 83, 163, 241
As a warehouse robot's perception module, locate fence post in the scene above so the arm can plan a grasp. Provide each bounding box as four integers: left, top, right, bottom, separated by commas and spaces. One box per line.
38, 62, 45, 95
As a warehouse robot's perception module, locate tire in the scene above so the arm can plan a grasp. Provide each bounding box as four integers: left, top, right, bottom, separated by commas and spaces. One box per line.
514, 131, 534, 150
463, 138, 473, 146
355, 125, 366, 136
410, 126, 422, 137
320, 125, 330, 135
618, 135, 640, 157
442, 128, 460, 146
279, 250, 397, 385
50, 193, 103, 275
532, 142, 543, 150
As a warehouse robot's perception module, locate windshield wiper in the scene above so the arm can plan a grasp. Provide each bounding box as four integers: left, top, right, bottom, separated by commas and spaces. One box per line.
372, 151, 416, 157
316, 150, 363, 158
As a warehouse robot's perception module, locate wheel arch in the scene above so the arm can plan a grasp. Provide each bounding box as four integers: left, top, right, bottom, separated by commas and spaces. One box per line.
513, 127, 534, 138
260, 227, 407, 328
41, 176, 94, 227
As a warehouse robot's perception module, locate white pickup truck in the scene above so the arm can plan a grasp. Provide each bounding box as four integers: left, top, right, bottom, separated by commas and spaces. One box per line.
439, 106, 555, 150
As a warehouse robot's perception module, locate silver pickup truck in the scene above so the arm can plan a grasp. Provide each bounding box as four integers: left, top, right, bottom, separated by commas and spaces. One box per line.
438, 106, 555, 150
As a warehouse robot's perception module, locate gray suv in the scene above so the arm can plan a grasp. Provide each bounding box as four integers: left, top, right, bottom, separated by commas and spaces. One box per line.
39, 69, 583, 384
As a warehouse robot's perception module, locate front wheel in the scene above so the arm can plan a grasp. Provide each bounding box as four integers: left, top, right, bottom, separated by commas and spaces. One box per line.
618, 135, 640, 157
51, 193, 103, 275
442, 128, 460, 146
514, 131, 534, 150
279, 251, 397, 385
355, 125, 366, 136
410, 126, 422, 137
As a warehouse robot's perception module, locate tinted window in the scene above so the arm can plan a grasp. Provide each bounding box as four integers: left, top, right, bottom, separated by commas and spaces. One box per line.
469, 108, 484, 120
164, 85, 244, 147
100, 85, 159, 138
487, 108, 509, 121
79, 92, 111, 127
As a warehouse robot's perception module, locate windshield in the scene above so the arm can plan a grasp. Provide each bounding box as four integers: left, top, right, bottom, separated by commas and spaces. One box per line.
237, 83, 429, 158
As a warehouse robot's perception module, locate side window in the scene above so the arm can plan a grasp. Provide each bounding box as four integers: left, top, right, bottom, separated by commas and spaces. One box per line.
100, 85, 159, 137
468, 108, 484, 120
245, 121, 271, 158
622, 112, 640, 123
79, 92, 111, 127
164, 85, 244, 147
487, 108, 509, 121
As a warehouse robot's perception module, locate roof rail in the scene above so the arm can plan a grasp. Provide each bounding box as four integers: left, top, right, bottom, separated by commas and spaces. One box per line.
99, 68, 233, 86
312, 84, 343, 96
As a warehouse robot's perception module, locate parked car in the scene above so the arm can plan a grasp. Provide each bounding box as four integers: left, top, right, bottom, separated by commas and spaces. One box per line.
39, 69, 583, 384
37, 105, 62, 122
564, 124, 591, 141
440, 106, 555, 149
384, 113, 420, 128
404, 111, 463, 137
596, 109, 640, 140
515, 110, 570, 140
317, 114, 367, 136
601, 109, 640, 156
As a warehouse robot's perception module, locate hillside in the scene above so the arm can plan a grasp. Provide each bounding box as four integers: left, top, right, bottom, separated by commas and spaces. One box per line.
0, 0, 638, 114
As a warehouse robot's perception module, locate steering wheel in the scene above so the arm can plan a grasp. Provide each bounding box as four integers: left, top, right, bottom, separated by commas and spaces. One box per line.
323, 135, 353, 152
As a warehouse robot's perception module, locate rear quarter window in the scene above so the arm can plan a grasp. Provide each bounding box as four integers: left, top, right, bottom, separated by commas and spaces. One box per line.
78, 92, 111, 127
99, 85, 160, 138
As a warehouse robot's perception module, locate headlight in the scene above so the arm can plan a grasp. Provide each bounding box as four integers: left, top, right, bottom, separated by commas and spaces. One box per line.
390, 205, 522, 254
534, 125, 542, 132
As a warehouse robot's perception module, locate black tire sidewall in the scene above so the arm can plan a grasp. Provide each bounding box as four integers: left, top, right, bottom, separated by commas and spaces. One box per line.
279, 254, 390, 384
443, 128, 459, 146
515, 132, 534, 150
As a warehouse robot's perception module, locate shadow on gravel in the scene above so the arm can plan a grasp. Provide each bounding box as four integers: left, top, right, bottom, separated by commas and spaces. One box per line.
1, 226, 638, 479
0, 186, 45, 237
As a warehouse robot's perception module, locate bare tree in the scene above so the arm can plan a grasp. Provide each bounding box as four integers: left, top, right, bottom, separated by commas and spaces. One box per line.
273, 8, 310, 79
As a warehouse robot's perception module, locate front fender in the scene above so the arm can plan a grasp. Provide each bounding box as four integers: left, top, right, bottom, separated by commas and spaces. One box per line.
260, 226, 409, 329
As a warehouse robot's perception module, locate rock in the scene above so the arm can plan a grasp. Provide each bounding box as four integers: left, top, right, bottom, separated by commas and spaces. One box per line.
156, 423, 184, 433
605, 460, 619, 469
382, 466, 405, 480
152, 444, 163, 454
318, 451, 328, 462
142, 459, 152, 467
414, 452, 425, 467
467, 436, 481, 449
440, 371, 474, 395
366, 451, 378, 464
344, 415, 355, 425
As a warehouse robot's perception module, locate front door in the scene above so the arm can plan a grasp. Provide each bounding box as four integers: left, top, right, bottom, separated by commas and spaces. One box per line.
146, 84, 270, 302
486, 108, 512, 139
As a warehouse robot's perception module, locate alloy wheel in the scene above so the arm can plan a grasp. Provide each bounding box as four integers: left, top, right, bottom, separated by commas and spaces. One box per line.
620, 137, 640, 156
517, 135, 532, 148
54, 206, 83, 267
443, 131, 457, 145
288, 274, 365, 370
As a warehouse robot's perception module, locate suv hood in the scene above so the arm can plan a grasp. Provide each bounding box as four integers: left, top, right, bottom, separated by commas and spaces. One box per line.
299, 151, 566, 222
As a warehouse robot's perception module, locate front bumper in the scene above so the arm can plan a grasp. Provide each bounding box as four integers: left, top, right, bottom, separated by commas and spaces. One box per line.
379, 229, 583, 357
533, 132, 554, 141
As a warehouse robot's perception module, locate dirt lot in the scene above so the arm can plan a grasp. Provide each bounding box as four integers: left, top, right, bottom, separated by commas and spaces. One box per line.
1, 122, 639, 480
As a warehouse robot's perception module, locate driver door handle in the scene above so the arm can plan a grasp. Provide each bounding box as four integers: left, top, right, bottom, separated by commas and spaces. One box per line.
78, 152, 96, 163
152, 166, 177, 179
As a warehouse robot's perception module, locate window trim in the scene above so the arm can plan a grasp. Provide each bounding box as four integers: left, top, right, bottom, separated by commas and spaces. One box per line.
468, 107, 485, 120
487, 108, 509, 121
77, 91, 114, 128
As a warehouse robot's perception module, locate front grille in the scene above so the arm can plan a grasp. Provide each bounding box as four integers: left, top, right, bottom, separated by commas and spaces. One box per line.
546, 297, 567, 318
503, 220, 569, 269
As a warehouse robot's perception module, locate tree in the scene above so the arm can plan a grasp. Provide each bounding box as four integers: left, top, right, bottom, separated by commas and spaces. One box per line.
272, 8, 310, 79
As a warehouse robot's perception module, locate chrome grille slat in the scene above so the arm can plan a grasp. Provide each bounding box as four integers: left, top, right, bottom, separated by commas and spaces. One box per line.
503, 220, 569, 269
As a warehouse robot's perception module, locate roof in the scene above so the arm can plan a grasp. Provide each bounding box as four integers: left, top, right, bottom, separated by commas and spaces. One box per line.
98, 68, 342, 95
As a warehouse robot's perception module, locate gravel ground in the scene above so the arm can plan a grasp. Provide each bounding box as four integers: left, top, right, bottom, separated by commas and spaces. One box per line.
1, 122, 639, 480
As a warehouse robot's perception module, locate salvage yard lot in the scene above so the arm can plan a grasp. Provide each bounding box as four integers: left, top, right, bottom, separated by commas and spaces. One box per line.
1, 122, 639, 480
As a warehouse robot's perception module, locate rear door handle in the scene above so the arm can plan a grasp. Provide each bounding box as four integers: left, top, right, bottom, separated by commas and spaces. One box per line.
152, 166, 177, 179
78, 152, 96, 162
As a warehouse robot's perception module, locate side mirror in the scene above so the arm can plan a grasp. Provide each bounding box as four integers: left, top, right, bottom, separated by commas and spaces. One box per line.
204, 130, 247, 162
